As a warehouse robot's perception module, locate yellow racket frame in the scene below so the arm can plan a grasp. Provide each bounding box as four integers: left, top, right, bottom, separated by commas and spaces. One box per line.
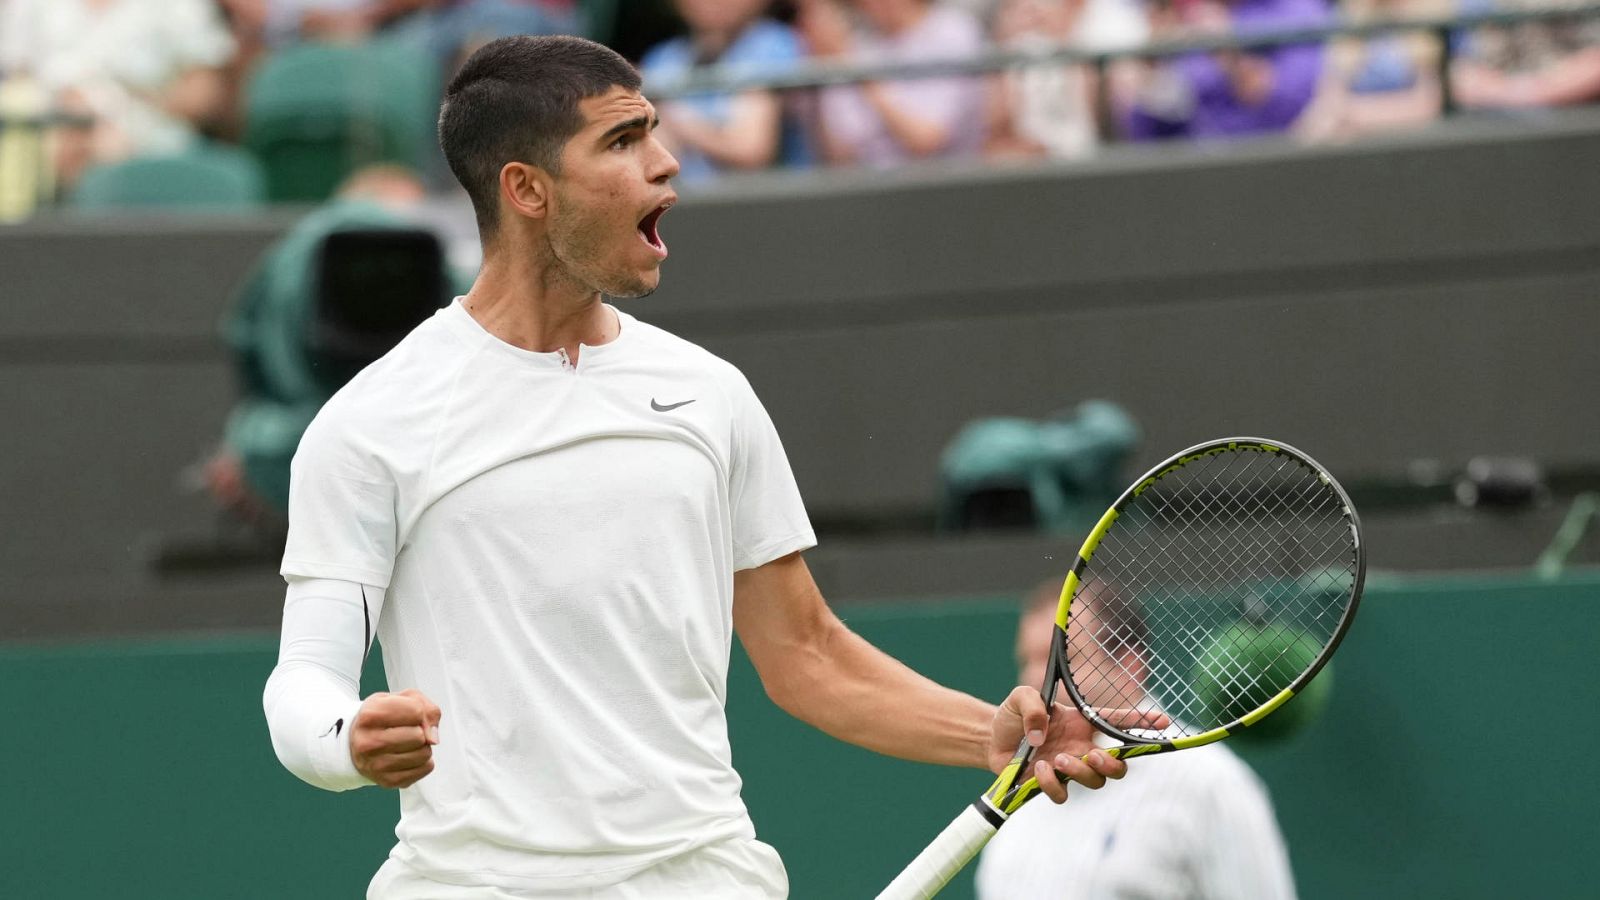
980, 438, 1362, 816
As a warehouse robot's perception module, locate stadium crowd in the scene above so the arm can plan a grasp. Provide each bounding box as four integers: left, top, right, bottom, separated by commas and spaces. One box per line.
0, 0, 1597, 204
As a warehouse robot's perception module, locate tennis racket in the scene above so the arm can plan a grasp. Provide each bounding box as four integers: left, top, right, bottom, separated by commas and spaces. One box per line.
878, 437, 1364, 899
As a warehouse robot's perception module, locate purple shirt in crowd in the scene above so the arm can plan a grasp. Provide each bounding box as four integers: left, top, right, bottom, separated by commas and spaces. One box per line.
818, 6, 986, 166
1131, 0, 1329, 139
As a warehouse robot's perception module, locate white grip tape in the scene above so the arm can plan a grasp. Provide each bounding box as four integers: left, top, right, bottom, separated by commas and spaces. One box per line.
876, 802, 1004, 900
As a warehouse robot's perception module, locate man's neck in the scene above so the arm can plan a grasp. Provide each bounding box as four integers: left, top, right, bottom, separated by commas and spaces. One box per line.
461, 244, 619, 364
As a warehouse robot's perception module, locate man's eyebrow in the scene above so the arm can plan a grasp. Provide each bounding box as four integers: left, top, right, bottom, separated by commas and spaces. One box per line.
599, 114, 659, 142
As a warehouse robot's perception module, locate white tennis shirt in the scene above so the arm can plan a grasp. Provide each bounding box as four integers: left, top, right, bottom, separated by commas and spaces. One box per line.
273, 300, 815, 891
975, 737, 1297, 900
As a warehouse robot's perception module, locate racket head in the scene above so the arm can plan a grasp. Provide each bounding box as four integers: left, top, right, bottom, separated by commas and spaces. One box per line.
914, 438, 1362, 896
1053, 437, 1364, 754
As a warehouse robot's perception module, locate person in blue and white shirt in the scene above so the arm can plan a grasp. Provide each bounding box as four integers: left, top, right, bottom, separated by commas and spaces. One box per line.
640, 0, 812, 183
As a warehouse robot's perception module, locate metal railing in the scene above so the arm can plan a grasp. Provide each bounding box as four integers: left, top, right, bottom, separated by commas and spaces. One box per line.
647, 1, 1600, 119
4, 4, 1597, 218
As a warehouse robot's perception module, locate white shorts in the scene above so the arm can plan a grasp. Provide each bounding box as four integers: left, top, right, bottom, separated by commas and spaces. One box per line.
368, 839, 788, 899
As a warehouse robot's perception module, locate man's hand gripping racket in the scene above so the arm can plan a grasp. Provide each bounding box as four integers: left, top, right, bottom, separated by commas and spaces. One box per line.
879, 438, 1365, 899
986, 686, 1168, 804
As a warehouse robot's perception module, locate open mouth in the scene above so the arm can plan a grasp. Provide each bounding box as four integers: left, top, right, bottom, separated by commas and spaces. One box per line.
637, 202, 671, 258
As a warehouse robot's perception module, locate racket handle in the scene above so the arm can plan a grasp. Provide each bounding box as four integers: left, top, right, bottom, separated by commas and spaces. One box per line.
876, 800, 1004, 900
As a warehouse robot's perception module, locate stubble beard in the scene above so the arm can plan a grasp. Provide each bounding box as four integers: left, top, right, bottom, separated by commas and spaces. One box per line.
549, 207, 660, 301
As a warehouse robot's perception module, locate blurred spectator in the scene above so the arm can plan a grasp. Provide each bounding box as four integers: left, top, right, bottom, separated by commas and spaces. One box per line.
416, 0, 581, 66
1295, 0, 1447, 142
800, 0, 987, 166
217, 1, 576, 173
235, 0, 427, 45
218, 1, 578, 63
1118, 0, 1329, 140
945, 0, 1007, 22
1452, 0, 1600, 110
974, 578, 1298, 900
606, 0, 687, 62
641, 0, 811, 182
207, 164, 460, 525
986, 0, 1151, 160
0, 0, 236, 186
212, 3, 271, 141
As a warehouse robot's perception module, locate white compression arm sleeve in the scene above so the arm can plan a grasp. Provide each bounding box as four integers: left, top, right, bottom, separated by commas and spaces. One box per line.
262, 576, 385, 792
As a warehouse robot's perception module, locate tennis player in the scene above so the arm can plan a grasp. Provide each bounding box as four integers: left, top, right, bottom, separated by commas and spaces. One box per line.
263, 35, 1141, 899
975, 580, 1297, 900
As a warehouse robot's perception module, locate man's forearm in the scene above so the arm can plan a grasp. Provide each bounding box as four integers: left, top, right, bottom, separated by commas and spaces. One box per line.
764, 617, 995, 770
734, 553, 1133, 802
666, 94, 781, 170
1519, 48, 1600, 107
862, 82, 952, 158
264, 660, 370, 791
262, 577, 382, 791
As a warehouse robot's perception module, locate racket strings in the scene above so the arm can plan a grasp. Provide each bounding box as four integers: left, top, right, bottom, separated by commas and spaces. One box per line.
1064, 449, 1358, 739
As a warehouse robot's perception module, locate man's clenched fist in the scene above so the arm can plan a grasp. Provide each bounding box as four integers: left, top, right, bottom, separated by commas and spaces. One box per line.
351, 688, 442, 789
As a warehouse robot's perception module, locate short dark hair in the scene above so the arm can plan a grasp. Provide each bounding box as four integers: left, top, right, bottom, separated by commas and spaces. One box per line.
438, 35, 641, 236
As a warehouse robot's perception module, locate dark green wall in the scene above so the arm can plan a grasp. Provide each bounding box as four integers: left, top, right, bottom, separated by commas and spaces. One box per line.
5, 112, 1600, 634
3, 572, 1596, 898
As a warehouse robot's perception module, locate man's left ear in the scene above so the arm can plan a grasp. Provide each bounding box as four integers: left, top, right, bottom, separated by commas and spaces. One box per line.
500, 161, 552, 221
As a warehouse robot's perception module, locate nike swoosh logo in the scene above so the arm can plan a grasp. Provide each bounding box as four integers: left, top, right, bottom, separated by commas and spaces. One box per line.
651, 398, 697, 412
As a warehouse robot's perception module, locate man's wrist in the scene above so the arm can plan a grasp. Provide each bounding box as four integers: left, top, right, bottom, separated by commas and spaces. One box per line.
975, 702, 1000, 772
313, 697, 373, 790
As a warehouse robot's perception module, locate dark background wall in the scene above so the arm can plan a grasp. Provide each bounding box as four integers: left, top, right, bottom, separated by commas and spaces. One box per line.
2, 112, 1598, 639
651, 116, 1600, 520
